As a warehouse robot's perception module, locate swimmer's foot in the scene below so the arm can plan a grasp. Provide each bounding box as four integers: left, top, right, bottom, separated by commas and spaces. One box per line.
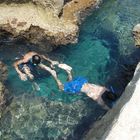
58, 83, 64, 91
58, 64, 73, 75
58, 64, 72, 71
67, 73, 72, 81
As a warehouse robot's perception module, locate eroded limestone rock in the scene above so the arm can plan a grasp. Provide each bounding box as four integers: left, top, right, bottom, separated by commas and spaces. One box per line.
133, 24, 140, 47
0, 0, 101, 48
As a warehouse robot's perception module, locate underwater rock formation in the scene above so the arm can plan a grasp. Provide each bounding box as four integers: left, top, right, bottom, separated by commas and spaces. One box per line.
133, 24, 140, 47
0, 0, 101, 49
0, 94, 105, 139
0, 61, 9, 118
0, 82, 9, 117
0, 61, 8, 82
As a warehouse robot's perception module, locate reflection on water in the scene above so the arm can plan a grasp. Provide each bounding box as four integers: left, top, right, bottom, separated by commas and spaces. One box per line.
0, 0, 140, 139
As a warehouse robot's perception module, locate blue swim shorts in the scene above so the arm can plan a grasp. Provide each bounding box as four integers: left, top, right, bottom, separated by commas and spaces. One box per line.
64, 77, 88, 94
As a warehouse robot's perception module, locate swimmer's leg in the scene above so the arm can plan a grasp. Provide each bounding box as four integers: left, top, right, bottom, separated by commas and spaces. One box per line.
58, 64, 73, 81
39, 64, 63, 90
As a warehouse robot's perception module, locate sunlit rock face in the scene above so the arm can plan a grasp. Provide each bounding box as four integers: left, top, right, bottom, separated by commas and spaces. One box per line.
133, 24, 140, 47
0, 0, 101, 49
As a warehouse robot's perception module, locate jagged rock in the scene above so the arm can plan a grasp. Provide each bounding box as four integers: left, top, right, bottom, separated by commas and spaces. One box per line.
133, 24, 140, 47
0, 0, 101, 49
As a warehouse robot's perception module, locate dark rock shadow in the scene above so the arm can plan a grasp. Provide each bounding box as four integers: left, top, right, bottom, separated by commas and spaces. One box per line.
66, 98, 106, 140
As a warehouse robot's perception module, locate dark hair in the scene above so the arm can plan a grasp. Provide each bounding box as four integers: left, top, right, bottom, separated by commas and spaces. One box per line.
102, 91, 119, 109
32, 55, 41, 65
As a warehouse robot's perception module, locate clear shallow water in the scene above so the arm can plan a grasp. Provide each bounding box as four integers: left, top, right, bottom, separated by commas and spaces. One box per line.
0, 0, 140, 139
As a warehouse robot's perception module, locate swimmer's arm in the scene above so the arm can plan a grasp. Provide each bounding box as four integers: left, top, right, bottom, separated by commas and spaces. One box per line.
13, 60, 24, 75
41, 55, 59, 67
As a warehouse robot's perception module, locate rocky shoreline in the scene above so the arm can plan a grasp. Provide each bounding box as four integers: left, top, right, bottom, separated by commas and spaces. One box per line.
0, 0, 101, 50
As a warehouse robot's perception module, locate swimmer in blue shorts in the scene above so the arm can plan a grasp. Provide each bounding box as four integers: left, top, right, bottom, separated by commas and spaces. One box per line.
61, 77, 117, 110
14, 51, 73, 90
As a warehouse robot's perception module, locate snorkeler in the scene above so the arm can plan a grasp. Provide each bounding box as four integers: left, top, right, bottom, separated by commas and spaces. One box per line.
59, 77, 117, 110
13, 51, 72, 90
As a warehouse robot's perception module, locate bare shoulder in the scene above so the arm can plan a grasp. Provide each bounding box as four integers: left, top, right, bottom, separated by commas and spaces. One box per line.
23, 51, 38, 62
24, 51, 38, 57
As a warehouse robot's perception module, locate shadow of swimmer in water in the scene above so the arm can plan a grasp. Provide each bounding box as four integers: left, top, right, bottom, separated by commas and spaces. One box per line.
13, 51, 118, 110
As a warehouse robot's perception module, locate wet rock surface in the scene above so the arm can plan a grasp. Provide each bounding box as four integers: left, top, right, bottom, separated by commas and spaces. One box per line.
133, 24, 140, 47
0, 94, 105, 140
0, 0, 101, 48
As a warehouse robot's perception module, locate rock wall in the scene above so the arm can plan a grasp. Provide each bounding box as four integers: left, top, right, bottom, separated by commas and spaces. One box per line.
103, 63, 140, 139
84, 62, 140, 140
0, 0, 101, 50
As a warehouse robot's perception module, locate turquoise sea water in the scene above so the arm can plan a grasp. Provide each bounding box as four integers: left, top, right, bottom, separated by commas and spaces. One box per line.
0, 0, 140, 139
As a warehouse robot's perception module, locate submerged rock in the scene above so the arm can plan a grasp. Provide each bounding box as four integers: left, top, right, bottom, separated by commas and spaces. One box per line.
0, 61, 8, 82
0, 0, 101, 49
0, 82, 9, 116
0, 61, 10, 118
0, 94, 105, 139
133, 24, 140, 47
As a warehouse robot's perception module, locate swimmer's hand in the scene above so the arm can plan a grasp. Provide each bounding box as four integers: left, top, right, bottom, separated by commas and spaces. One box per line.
58, 64, 72, 71
28, 74, 34, 80
51, 61, 59, 69
19, 73, 27, 81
